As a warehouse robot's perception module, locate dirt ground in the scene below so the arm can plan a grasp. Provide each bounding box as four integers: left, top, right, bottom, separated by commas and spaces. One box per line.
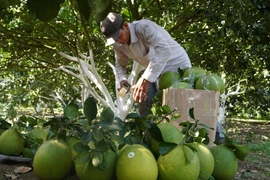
0, 120, 269, 180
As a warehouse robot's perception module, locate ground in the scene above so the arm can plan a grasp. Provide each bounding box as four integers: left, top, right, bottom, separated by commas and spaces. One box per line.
0, 120, 269, 180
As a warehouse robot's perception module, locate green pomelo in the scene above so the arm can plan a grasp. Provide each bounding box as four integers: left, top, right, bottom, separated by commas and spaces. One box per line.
0, 129, 6, 136
116, 144, 158, 180
67, 137, 81, 159
157, 145, 200, 180
33, 139, 73, 180
75, 149, 118, 180
188, 142, 215, 180
28, 128, 48, 142
183, 67, 206, 86
212, 74, 225, 94
210, 145, 238, 180
158, 71, 181, 90
169, 81, 193, 89
195, 74, 225, 94
0, 128, 25, 156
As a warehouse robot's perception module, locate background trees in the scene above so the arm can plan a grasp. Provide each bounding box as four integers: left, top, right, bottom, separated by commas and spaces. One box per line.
0, 0, 269, 119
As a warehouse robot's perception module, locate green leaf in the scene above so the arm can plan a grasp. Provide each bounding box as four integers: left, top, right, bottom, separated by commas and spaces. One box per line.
95, 140, 110, 152
100, 107, 114, 124
189, 108, 195, 120
232, 143, 250, 161
0, 119, 11, 129
94, 0, 111, 23
171, 113, 181, 121
77, 0, 92, 21
64, 103, 79, 120
125, 112, 142, 119
73, 142, 90, 153
147, 122, 163, 142
74, 151, 91, 164
162, 105, 171, 114
83, 97, 97, 123
92, 128, 105, 141
102, 120, 123, 131
159, 142, 177, 155
198, 123, 215, 130
81, 130, 93, 145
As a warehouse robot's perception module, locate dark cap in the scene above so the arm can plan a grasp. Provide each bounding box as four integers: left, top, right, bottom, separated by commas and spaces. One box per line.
100, 12, 124, 46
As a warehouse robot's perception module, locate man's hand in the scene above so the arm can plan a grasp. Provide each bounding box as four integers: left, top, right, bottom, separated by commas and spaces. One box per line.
133, 78, 150, 103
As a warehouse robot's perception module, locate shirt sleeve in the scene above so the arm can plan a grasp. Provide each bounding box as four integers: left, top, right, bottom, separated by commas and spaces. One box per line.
138, 21, 172, 83
114, 47, 129, 82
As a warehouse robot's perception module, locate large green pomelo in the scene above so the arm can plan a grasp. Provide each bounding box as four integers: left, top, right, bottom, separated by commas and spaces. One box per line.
169, 81, 193, 89
158, 71, 181, 90
188, 142, 215, 180
66, 137, 81, 159
0, 128, 25, 155
195, 74, 225, 94
75, 149, 118, 180
183, 67, 206, 86
157, 145, 200, 180
210, 145, 238, 180
116, 144, 158, 180
33, 139, 73, 180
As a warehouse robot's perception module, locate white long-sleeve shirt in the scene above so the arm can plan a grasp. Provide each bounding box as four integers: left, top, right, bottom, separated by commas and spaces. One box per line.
113, 19, 191, 83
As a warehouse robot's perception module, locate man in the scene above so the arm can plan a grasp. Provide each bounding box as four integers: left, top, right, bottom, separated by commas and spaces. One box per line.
100, 12, 192, 117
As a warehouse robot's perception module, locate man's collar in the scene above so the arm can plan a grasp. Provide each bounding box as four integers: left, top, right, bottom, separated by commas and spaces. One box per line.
128, 23, 138, 44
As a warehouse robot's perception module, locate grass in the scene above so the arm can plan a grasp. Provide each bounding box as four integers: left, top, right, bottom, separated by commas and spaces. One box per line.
248, 140, 270, 155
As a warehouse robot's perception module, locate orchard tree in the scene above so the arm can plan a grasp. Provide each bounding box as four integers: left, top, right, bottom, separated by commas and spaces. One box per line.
0, 0, 269, 119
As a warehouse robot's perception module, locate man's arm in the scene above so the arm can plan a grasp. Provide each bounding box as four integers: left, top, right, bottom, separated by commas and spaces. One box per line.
139, 20, 172, 83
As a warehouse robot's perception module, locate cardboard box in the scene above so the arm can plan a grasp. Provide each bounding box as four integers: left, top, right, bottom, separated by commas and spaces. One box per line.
162, 88, 220, 147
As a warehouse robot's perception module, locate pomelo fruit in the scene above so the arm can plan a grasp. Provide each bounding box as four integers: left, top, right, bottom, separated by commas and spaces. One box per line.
157, 144, 200, 180
169, 81, 193, 89
75, 149, 118, 180
33, 139, 73, 180
158, 71, 181, 90
27, 128, 48, 142
195, 74, 225, 94
188, 142, 214, 180
116, 144, 158, 180
183, 67, 206, 86
67, 137, 81, 159
210, 145, 238, 180
0, 128, 25, 155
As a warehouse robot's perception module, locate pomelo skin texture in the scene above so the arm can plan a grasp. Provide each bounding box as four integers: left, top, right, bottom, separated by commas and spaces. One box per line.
183, 67, 206, 86
157, 145, 200, 180
0, 128, 25, 155
33, 139, 73, 180
169, 81, 193, 89
210, 145, 238, 180
158, 71, 181, 90
75, 149, 118, 180
116, 144, 158, 180
188, 142, 214, 180
195, 74, 225, 94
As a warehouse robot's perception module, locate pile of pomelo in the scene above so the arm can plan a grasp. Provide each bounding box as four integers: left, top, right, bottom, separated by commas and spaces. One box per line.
0, 122, 249, 180
158, 66, 225, 94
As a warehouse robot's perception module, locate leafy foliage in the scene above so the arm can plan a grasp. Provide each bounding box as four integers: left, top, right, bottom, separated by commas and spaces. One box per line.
0, 0, 269, 120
